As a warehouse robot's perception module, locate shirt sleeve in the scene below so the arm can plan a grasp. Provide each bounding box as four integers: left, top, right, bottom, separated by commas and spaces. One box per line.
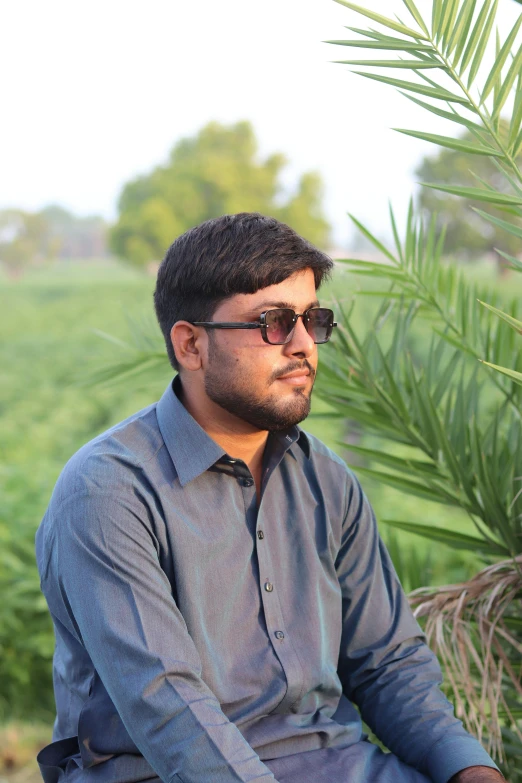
46, 489, 276, 783
335, 474, 499, 783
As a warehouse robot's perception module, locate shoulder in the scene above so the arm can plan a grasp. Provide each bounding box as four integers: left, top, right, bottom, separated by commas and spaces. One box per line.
299, 429, 358, 482
36, 402, 171, 581
47, 401, 170, 510
297, 429, 364, 517
301, 429, 347, 467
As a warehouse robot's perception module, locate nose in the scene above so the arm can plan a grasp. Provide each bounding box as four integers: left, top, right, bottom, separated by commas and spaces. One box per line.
282, 314, 316, 359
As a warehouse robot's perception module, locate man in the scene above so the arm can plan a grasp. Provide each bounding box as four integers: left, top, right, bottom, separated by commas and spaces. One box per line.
36, 213, 502, 783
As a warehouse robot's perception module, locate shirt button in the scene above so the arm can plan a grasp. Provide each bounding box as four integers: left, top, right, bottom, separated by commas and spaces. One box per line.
257, 530, 264, 540
241, 478, 254, 487
275, 631, 285, 640
264, 581, 274, 592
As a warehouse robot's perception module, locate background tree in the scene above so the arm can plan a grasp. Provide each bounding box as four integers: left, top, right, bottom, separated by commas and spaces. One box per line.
41, 206, 108, 260
0, 210, 59, 278
0, 206, 109, 278
110, 120, 331, 266
415, 122, 522, 266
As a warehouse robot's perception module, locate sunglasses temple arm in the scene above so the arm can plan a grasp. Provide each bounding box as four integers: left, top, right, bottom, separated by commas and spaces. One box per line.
191, 322, 261, 330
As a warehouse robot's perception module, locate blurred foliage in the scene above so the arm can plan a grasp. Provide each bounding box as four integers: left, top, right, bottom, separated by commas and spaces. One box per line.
0, 207, 108, 278
110, 120, 331, 266
329, 0, 522, 773
416, 122, 522, 263
0, 721, 52, 780
0, 263, 169, 720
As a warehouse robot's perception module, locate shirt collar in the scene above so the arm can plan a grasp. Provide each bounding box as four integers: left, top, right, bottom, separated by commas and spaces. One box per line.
156, 376, 310, 486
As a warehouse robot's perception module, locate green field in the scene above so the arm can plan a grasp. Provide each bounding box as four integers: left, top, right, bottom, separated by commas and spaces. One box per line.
0, 258, 519, 772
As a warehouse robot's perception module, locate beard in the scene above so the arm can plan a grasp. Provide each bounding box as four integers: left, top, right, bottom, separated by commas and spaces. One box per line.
204, 339, 316, 432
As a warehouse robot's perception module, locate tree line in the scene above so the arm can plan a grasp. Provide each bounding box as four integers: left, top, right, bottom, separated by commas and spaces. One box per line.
1, 118, 520, 278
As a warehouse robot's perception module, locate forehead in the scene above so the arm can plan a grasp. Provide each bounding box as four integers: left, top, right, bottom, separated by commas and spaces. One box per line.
216, 269, 318, 316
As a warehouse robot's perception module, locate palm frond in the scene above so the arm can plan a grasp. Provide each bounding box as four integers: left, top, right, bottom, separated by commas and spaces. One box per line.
319, 206, 522, 556
327, 2, 522, 772
409, 555, 522, 760
330, 0, 522, 204
79, 320, 170, 389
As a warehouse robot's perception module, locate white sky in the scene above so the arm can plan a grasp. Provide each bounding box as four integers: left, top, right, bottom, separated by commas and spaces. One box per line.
2, 0, 520, 247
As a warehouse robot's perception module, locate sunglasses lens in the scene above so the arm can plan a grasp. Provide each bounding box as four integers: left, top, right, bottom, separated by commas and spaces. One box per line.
307, 309, 333, 343
265, 309, 295, 344
264, 308, 335, 344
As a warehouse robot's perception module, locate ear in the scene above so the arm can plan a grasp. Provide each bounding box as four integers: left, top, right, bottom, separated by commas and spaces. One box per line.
170, 321, 207, 372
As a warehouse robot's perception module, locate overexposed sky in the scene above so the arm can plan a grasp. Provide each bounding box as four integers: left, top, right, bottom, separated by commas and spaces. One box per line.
2, 0, 520, 246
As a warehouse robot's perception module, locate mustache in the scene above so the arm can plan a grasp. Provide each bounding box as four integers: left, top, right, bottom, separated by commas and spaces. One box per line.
271, 360, 316, 383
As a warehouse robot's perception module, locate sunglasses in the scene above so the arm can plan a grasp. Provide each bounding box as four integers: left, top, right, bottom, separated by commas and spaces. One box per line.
191, 307, 337, 345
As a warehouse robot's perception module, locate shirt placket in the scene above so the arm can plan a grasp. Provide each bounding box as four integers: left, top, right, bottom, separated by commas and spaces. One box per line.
224, 442, 305, 712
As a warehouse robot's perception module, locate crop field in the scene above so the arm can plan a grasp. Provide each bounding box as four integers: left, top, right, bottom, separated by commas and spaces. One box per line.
1, 258, 520, 776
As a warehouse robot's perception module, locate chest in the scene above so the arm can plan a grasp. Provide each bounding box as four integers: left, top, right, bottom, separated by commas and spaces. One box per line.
150, 457, 345, 710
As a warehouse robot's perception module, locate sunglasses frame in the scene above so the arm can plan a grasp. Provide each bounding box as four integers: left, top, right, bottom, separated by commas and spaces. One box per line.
191, 307, 337, 345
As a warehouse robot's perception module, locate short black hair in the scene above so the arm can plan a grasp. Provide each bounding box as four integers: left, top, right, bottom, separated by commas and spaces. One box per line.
154, 213, 334, 371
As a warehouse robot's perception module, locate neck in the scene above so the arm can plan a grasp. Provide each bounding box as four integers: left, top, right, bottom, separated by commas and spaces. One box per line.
178, 376, 269, 473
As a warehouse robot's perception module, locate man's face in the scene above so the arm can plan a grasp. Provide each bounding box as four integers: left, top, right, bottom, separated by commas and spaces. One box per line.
202, 268, 320, 432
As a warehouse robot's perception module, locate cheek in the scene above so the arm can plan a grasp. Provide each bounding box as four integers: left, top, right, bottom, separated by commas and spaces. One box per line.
211, 333, 283, 382
230, 347, 279, 384
224, 334, 275, 362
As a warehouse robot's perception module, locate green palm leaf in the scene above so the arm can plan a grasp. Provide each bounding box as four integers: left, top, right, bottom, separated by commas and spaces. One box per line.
495, 248, 522, 271
402, 0, 430, 36
512, 123, 522, 157
478, 300, 522, 333
346, 27, 420, 44
355, 466, 460, 505
398, 93, 484, 132
472, 207, 522, 240
332, 0, 429, 40
380, 520, 508, 555
394, 128, 502, 156
459, 0, 496, 76
438, 0, 460, 49
480, 361, 522, 385
432, 0, 443, 37
467, 2, 499, 87
492, 43, 522, 119
421, 183, 522, 205
353, 71, 469, 103
80, 354, 169, 388
481, 13, 522, 103
449, 0, 478, 60
339, 443, 439, 475
347, 213, 398, 262
508, 71, 522, 148
335, 59, 443, 68
326, 39, 433, 50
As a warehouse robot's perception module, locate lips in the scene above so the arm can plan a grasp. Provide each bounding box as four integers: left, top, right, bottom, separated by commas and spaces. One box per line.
276, 367, 312, 386
278, 369, 311, 380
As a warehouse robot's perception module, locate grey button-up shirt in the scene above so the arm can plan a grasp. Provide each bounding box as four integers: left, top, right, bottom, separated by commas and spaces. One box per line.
35, 378, 496, 783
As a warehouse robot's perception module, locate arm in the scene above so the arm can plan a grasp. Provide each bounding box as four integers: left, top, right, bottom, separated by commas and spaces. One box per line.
335, 474, 499, 783
46, 490, 275, 783
451, 769, 505, 782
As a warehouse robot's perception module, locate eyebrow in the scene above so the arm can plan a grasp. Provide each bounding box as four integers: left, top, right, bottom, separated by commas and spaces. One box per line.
242, 299, 321, 317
